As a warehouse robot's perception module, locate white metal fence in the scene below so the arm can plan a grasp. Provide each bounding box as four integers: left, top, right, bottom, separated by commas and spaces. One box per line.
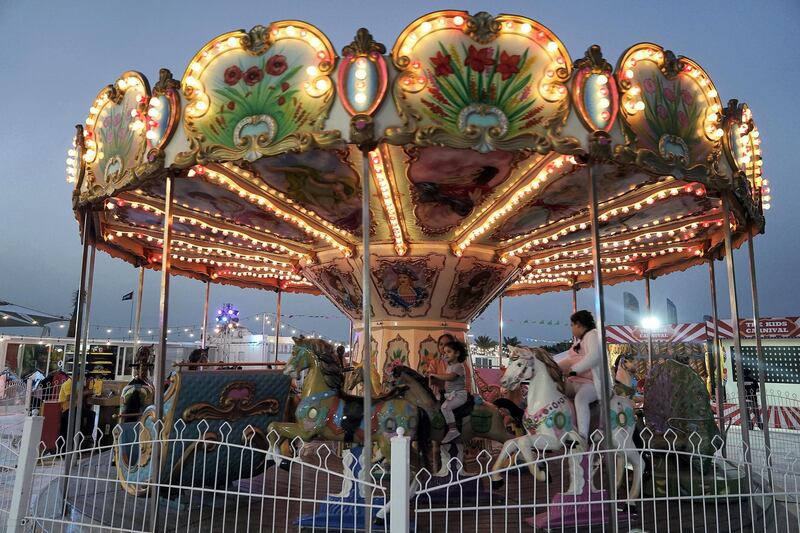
2, 416, 799, 532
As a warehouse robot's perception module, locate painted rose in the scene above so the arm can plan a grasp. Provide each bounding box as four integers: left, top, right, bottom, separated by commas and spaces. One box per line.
266, 55, 288, 76
224, 65, 243, 86
664, 87, 675, 102
277, 96, 286, 106
281, 82, 290, 92
497, 50, 521, 81
430, 51, 453, 76
681, 89, 693, 106
643, 78, 656, 94
465, 45, 494, 73
657, 104, 668, 119
243, 66, 264, 86
226, 101, 236, 111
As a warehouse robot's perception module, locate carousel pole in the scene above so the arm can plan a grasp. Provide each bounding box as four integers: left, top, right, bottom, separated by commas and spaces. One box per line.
497, 296, 504, 365
200, 281, 210, 349
273, 289, 282, 362
571, 283, 578, 314
260, 311, 266, 362
708, 260, 725, 452
587, 132, 618, 532
73, 245, 96, 445
644, 275, 654, 369
360, 147, 373, 533
150, 174, 174, 530
64, 209, 90, 458
721, 197, 752, 464
348, 320, 354, 365
746, 233, 773, 471
132, 266, 144, 348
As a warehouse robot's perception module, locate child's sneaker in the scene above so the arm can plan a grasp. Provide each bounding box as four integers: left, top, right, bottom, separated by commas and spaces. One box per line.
442, 427, 460, 443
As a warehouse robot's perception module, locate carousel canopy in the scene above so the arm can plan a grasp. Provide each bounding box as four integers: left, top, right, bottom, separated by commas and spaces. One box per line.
66, 10, 767, 322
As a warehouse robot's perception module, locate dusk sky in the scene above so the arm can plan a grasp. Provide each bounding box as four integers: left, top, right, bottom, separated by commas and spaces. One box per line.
1, 0, 798, 346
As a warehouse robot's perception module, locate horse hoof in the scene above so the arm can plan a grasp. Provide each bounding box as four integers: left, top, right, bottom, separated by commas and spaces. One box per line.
279, 459, 292, 472
373, 516, 385, 527
490, 478, 505, 491
617, 502, 638, 515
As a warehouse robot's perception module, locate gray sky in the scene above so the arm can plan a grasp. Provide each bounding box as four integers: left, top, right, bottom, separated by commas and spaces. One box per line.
1, 0, 798, 345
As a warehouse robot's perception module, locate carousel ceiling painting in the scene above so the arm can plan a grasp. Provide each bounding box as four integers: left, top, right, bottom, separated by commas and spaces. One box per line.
67, 10, 767, 327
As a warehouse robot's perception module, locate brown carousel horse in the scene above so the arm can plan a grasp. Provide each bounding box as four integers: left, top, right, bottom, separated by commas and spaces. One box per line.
347, 363, 522, 474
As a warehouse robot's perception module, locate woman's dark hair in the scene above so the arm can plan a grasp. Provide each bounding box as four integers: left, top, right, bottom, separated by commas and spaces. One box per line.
445, 340, 468, 363
437, 333, 455, 345
570, 310, 596, 332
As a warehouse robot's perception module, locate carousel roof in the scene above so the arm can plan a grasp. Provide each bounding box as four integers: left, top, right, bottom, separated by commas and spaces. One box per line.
65, 10, 768, 308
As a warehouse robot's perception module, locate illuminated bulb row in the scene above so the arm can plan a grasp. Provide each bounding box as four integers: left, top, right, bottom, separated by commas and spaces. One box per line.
110, 199, 311, 259
169, 254, 293, 275
216, 269, 304, 281
369, 149, 407, 255
455, 155, 577, 254
269, 23, 329, 61
704, 103, 724, 140
353, 57, 369, 106
65, 138, 79, 183
504, 184, 704, 259
218, 163, 349, 237
110, 229, 293, 272
202, 168, 351, 256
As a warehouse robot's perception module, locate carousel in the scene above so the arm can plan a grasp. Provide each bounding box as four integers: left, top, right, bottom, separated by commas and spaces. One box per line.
57, 9, 776, 532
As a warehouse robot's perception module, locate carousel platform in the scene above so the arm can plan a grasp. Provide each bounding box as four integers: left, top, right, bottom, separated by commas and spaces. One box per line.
28, 444, 794, 532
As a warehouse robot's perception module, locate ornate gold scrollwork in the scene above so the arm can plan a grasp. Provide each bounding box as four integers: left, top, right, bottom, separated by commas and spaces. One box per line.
182, 381, 282, 422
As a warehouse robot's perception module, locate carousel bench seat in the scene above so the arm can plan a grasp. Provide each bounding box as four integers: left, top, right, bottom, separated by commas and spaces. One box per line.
115, 368, 291, 495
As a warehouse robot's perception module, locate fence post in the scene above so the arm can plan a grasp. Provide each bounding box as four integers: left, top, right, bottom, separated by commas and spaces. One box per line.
6, 416, 44, 533
390, 427, 410, 533
23, 380, 32, 413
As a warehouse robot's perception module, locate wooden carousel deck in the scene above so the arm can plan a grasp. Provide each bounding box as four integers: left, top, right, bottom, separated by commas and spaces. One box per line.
30, 445, 794, 532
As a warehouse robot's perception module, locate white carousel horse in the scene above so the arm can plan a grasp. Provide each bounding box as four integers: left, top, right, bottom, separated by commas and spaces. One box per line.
489, 346, 642, 500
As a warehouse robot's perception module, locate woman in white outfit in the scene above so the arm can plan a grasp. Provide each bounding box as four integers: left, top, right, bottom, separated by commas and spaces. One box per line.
554, 310, 613, 440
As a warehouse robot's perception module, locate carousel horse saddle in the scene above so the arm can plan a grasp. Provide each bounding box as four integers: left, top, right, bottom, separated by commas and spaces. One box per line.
338, 385, 410, 442
446, 394, 475, 431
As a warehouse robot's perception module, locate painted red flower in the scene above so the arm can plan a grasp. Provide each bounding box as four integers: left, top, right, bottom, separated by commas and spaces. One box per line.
243, 66, 264, 86
266, 55, 288, 76
464, 45, 494, 73
497, 50, 521, 80
643, 78, 656, 94
226, 101, 236, 111
278, 96, 286, 106
224, 65, 243, 85
664, 87, 675, 102
657, 104, 668, 119
430, 51, 453, 76
281, 82, 290, 92
681, 89, 693, 106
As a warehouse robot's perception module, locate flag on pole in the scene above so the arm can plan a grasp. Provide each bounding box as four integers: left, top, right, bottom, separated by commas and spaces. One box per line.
122, 291, 134, 301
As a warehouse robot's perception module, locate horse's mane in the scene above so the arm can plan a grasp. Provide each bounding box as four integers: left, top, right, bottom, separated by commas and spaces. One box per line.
297, 337, 343, 390
517, 347, 566, 395
392, 365, 437, 403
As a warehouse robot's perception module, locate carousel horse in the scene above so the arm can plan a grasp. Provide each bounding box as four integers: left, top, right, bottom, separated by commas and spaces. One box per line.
266, 338, 427, 466
385, 365, 521, 474
342, 360, 382, 398
489, 346, 642, 501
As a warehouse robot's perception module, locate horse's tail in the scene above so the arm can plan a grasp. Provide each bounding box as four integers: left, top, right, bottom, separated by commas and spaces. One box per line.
416, 407, 431, 471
